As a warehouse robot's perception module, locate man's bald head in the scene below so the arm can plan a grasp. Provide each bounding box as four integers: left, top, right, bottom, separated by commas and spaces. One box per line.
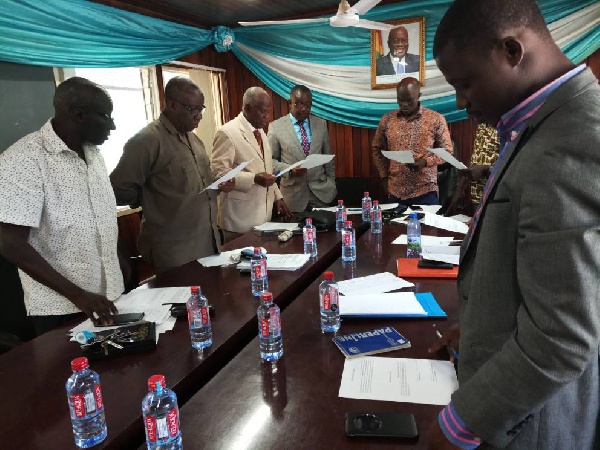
396, 77, 421, 117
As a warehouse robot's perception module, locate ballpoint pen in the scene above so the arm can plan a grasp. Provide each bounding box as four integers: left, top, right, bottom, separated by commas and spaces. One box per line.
274, 170, 281, 177
434, 327, 459, 361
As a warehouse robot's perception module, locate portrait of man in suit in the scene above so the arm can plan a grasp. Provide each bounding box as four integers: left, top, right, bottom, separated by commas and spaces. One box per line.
371, 17, 425, 89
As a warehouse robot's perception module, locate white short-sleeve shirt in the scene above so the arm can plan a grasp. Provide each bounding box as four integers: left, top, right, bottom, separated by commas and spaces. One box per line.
0, 120, 124, 316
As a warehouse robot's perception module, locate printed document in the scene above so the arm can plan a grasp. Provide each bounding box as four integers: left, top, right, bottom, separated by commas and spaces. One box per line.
381, 150, 414, 164
392, 234, 455, 245
339, 357, 458, 405
202, 161, 251, 192
237, 253, 310, 271
337, 272, 414, 296
421, 212, 469, 234
276, 154, 335, 176
427, 148, 468, 169
339, 292, 426, 317
422, 245, 460, 265
254, 222, 300, 232
198, 247, 253, 267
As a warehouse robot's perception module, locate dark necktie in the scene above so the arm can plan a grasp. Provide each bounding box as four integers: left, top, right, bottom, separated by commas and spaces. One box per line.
297, 120, 310, 156
253, 129, 264, 157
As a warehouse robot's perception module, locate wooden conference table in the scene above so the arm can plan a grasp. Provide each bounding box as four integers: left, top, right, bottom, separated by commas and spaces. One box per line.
169, 224, 461, 450
0, 227, 358, 449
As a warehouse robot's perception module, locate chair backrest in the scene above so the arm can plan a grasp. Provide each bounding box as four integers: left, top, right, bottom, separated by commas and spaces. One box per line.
335, 177, 371, 208
0, 255, 34, 342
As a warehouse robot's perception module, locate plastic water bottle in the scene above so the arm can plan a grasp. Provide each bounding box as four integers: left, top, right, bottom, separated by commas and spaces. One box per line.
65, 357, 107, 448
361, 192, 372, 223
257, 292, 283, 361
335, 199, 347, 232
407, 212, 422, 258
186, 286, 212, 349
303, 218, 318, 258
142, 375, 182, 450
319, 271, 340, 333
251, 247, 269, 297
371, 200, 382, 234
341, 220, 356, 262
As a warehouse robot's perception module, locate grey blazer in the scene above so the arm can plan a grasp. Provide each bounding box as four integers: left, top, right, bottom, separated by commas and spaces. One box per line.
454, 68, 600, 449
268, 114, 336, 212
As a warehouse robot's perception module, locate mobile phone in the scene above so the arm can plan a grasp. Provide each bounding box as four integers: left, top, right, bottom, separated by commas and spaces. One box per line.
345, 412, 418, 439
418, 259, 454, 270
96, 312, 145, 327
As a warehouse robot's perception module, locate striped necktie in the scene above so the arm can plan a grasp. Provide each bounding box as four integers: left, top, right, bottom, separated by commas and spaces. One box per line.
297, 120, 310, 156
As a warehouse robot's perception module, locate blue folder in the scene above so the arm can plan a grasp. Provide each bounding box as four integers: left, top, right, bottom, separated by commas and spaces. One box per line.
340, 292, 447, 318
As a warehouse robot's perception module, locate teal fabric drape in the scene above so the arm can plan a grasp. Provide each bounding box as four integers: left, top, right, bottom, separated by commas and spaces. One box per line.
0, 0, 213, 67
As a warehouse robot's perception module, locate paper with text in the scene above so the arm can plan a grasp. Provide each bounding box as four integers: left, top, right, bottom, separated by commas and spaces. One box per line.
382, 150, 414, 164
428, 148, 468, 169
337, 272, 413, 296
422, 245, 460, 265
254, 222, 300, 232
421, 213, 469, 234
276, 154, 335, 177
202, 160, 251, 192
237, 253, 310, 271
392, 234, 455, 245
339, 357, 458, 405
198, 247, 254, 267
339, 292, 426, 317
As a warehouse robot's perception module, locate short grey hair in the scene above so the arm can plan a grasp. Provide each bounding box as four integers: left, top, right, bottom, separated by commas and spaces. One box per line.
243, 86, 268, 107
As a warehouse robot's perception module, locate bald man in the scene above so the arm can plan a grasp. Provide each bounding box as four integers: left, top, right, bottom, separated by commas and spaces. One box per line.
0, 77, 124, 335
111, 77, 233, 271
211, 87, 291, 242
376, 26, 421, 76
372, 77, 453, 206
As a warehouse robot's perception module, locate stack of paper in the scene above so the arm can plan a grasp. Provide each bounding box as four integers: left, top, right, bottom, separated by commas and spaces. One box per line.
69, 287, 189, 342
337, 272, 414, 296
422, 245, 460, 265
339, 292, 427, 317
392, 234, 456, 245
198, 247, 254, 267
253, 222, 300, 232
237, 253, 311, 271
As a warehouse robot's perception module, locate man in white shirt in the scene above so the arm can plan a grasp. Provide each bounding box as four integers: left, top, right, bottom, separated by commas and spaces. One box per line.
376, 26, 420, 76
0, 77, 124, 335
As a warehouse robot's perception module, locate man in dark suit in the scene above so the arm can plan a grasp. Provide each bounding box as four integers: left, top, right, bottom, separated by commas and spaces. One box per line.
428, 0, 600, 449
268, 85, 336, 212
376, 26, 420, 76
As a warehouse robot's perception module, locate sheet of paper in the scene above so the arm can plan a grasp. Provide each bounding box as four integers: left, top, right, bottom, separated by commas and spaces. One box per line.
253, 222, 300, 232
346, 203, 399, 215
238, 253, 311, 271
392, 234, 455, 245
422, 245, 460, 265
421, 212, 469, 234
381, 150, 414, 164
337, 272, 413, 296
198, 247, 254, 267
448, 214, 471, 223
407, 204, 442, 214
202, 161, 251, 192
69, 287, 187, 336
428, 148, 468, 169
339, 357, 458, 405
275, 160, 303, 177
339, 292, 426, 317
299, 153, 335, 169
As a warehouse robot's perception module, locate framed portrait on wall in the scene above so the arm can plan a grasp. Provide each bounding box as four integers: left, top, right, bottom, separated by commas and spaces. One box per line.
371, 17, 425, 89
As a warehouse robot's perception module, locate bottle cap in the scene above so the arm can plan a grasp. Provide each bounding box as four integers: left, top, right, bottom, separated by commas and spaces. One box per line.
344, 220, 352, 226
190, 286, 199, 294
74, 330, 96, 345
338, 199, 344, 205
373, 200, 379, 205
306, 218, 312, 224
409, 212, 418, 218
363, 192, 369, 197
324, 271, 334, 280
148, 374, 166, 391
71, 357, 89, 371
260, 292, 274, 302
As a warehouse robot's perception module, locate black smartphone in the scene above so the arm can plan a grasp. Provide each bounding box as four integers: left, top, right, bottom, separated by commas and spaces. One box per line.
345, 412, 418, 439
97, 312, 145, 326
418, 259, 454, 270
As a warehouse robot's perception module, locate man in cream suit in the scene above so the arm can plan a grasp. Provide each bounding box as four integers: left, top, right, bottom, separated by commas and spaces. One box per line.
268, 85, 336, 212
212, 87, 291, 241
428, 0, 600, 449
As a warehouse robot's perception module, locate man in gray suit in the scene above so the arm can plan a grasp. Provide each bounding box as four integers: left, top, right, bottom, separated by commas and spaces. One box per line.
428, 0, 600, 449
376, 26, 420, 76
268, 85, 336, 212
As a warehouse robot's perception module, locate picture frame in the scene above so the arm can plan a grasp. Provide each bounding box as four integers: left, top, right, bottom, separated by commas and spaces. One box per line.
371, 17, 426, 90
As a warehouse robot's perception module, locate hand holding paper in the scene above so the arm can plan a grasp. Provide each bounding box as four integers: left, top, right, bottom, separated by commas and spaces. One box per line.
428, 148, 468, 169
381, 150, 415, 164
276, 154, 335, 177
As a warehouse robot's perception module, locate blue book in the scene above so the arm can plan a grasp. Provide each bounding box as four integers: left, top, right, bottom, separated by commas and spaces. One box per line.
332, 327, 411, 358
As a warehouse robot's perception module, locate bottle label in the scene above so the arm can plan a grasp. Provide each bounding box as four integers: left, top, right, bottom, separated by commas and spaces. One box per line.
260, 317, 270, 337
71, 385, 102, 419
364, 201, 371, 210
261, 259, 268, 276
94, 384, 104, 412
270, 309, 281, 336
304, 230, 314, 243
145, 408, 179, 443
253, 264, 263, 280
167, 408, 179, 438
145, 416, 158, 443
328, 287, 339, 310
200, 306, 210, 325
343, 232, 351, 246
323, 292, 331, 310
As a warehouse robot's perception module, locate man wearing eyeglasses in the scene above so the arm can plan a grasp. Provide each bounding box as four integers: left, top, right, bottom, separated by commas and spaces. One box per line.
267, 85, 336, 213
376, 26, 420, 76
0, 77, 125, 334
110, 77, 234, 271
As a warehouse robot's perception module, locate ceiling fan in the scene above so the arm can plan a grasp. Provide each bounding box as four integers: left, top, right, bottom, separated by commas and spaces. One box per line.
239, 0, 394, 31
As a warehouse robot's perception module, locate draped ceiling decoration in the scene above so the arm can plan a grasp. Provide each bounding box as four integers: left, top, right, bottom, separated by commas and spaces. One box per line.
0, 0, 598, 127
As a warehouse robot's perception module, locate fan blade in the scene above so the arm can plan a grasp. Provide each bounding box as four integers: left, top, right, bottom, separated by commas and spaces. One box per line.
239, 18, 328, 26
349, 0, 384, 15
354, 19, 395, 31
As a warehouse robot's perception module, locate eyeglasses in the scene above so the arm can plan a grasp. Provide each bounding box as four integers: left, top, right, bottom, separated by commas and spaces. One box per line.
291, 101, 312, 109
169, 98, 206, 115
84, 109, 114, 123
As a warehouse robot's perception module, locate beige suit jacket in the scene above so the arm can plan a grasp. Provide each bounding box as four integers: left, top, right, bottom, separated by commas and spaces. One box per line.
211, 112, 282, 233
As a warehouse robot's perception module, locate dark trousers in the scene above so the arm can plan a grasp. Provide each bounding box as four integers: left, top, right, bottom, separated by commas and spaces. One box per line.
31, 313, 80, 337
388, 191, 439, 208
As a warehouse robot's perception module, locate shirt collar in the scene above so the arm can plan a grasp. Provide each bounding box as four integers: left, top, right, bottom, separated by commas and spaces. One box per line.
159, 112, 181, 135
41, 119, 97, 156
239, 111, 260, 132
289, 112, 306, 126
497, 64, 586, 151
396, 104, 423, 121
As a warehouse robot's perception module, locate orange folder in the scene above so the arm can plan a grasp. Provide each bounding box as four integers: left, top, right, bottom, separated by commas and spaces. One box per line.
397, 258, 458, 279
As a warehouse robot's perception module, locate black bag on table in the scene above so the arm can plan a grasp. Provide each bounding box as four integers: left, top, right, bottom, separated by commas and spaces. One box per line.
292, 210, 336, 232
